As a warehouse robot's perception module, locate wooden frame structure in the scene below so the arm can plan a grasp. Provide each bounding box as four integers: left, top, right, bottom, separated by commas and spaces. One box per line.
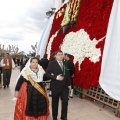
75, 85, 120, 117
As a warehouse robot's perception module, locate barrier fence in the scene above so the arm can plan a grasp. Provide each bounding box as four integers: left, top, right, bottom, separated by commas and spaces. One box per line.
75, 85, 120, 117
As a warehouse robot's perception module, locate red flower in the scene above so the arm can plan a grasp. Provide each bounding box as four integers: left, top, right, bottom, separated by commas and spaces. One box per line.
46, 0, 114, 89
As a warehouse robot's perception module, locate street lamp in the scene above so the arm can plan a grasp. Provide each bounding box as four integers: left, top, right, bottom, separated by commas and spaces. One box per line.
46, 8, 56, 18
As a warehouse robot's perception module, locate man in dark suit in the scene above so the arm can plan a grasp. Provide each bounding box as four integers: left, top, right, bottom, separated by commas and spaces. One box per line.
64, 53, 75, 98
45, 50, 71, 120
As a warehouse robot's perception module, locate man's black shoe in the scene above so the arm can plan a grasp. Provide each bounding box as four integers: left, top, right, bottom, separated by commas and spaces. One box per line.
60, 117, 67, 120
3, 86, 6, 88
7, 85, 9, 88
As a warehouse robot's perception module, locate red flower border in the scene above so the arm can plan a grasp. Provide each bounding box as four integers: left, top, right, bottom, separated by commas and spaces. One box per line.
46, 0, 113, 89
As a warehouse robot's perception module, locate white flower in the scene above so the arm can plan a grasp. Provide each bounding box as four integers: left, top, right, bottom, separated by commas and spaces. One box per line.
46, 31, 58, 59
46, 29, 105, 70
61, 29, 105, 70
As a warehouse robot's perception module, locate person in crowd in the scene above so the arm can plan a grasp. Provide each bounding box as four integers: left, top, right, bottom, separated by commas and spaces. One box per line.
0, 55, 3, 74
23, 56, 27, 63
0, 53, 15, 88
36, 55, 41, 65
45, 50, 71, 120
0, 68, 1, 88
20, 59, 28, 72
14, 57, 49, 120
15, 57, 18, 66
39, 53, 49, 90
50, 52, 56, 62
25, 55, 40, 67
17, 57, 20, 66
19, 56, 23, 66
40, 53, 49, 71
0, 56, 3, 88
19, 56, 29, 72
47, 52, 56, 97
64, 53, 75, 98
12, 56, 16, 65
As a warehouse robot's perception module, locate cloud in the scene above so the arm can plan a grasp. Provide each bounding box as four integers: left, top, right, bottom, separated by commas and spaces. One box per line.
0, 34, 23, 41
0, 0, 53, 53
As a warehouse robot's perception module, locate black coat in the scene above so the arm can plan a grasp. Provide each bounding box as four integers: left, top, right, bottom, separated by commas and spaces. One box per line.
67, 60, 75, 76
39, 58, 49, 69
45, 60, 71, 95
15, 76, 47, 118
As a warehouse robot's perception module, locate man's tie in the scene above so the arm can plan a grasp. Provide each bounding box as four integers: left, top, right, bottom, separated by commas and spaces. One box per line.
59, 61, 63, 71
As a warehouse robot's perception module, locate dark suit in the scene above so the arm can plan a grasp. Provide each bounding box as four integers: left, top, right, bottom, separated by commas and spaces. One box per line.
45, 60, 71, 119
67, 60, 75, 76
66, 60, 75, 88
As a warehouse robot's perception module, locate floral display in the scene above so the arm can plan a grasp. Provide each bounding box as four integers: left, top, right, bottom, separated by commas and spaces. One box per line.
46, 0, 114, 89
60, 29, 105, 70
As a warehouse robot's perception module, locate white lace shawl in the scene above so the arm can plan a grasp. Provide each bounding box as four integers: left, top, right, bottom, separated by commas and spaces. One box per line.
16, 65, 45, 83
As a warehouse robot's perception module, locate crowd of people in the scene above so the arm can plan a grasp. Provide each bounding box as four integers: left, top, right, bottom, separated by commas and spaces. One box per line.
0, 50, 75, 120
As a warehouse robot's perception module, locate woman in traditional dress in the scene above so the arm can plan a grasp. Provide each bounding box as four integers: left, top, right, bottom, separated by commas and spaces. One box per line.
14, 57, 49, 120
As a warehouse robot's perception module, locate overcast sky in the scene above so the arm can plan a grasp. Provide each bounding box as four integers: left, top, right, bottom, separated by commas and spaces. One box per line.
0, 0, 53, 54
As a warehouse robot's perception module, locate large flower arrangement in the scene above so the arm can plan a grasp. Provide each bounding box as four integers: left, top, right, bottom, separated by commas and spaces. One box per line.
46, 0, 113, 89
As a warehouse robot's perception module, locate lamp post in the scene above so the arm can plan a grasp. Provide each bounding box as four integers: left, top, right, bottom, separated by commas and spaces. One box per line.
46, 8, 56, 18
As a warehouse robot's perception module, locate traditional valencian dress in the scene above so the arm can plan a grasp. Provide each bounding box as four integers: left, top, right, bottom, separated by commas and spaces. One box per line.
14, 65, 49, 120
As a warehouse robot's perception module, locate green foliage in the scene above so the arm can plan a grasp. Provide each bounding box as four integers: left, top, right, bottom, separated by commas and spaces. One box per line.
13, 53, 26, 57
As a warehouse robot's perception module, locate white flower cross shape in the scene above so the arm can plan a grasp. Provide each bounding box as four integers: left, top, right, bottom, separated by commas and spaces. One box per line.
60, 29, 105, 70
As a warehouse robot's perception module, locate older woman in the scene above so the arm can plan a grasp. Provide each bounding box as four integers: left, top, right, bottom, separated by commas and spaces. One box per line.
14, 57, 49, 120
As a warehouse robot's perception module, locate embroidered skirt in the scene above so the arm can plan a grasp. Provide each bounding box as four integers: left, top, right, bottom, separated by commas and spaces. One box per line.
14, 82, 50, 120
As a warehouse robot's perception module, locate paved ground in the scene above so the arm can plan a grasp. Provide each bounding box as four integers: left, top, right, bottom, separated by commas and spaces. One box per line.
0, 68, 119, 120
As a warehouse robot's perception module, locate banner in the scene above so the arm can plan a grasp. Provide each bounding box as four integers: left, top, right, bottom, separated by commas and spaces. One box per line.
99, 0, 120, 101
